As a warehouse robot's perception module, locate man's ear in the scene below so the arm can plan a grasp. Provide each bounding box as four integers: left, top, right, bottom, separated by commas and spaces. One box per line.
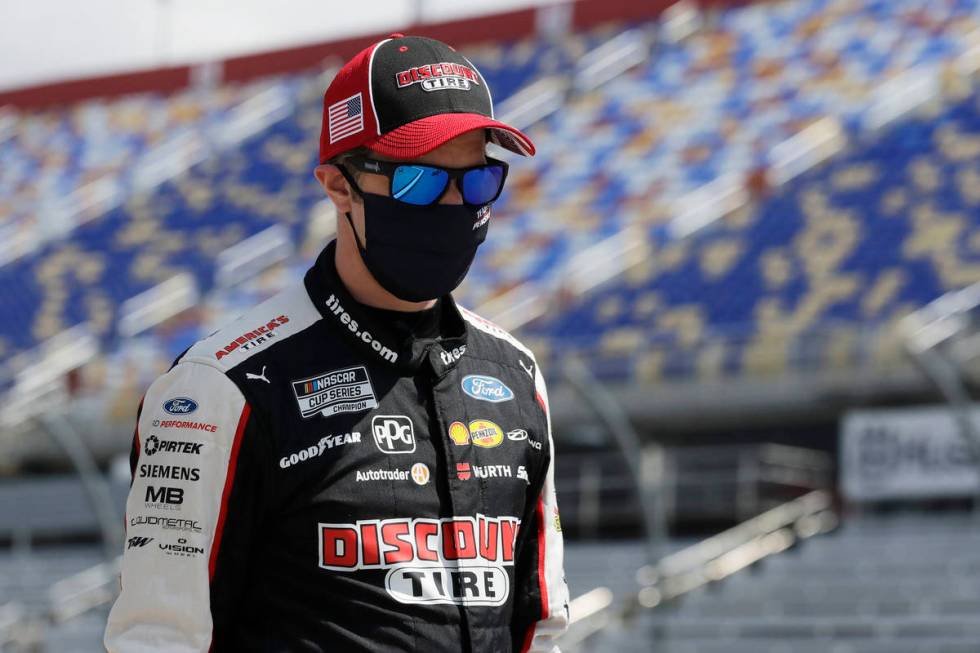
314, 164, 356, 214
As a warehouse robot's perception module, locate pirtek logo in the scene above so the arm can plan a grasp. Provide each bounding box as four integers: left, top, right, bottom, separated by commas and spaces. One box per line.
144, 435, 203, 456
214, 315, 290, 360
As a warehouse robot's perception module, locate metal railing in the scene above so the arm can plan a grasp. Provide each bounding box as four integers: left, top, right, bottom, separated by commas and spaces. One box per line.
558, 490, 838, 652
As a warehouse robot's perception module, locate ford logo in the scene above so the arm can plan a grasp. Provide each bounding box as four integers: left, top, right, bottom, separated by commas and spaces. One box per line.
163, 397, 199, 415
461, 375, 514, 403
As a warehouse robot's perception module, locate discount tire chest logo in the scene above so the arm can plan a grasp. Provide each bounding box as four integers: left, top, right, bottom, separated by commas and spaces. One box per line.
318, 514, 520, 606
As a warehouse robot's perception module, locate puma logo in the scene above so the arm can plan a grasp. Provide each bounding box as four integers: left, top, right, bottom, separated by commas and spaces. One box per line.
519, 359, 534, 379
246, 365, 270, 384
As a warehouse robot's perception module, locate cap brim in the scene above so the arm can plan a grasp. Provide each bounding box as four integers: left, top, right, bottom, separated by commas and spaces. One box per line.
366, 113, 536, 158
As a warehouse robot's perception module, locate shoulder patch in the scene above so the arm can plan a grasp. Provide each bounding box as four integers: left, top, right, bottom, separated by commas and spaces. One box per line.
183, 285, 321, 371
458, 305, 536, 362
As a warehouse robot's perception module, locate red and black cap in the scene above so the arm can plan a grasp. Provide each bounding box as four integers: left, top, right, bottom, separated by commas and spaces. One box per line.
318, 33, 536, 164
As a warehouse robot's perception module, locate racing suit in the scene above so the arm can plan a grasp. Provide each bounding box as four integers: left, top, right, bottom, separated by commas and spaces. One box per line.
104, 239, 570, 652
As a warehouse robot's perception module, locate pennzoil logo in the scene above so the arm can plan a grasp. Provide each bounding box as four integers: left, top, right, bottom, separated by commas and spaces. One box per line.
318, 514, 519, 606
447, 420, 503, 448
394, 62, 481, 92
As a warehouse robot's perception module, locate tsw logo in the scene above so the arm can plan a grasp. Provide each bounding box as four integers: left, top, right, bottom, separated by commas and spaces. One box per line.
127, 536, 153, 549
371, 416, 416, 454
145, 486, 184, 505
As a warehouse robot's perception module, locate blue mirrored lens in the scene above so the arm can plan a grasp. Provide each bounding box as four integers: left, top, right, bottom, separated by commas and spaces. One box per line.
462, 166, 505, 205
391, 165, 448, 205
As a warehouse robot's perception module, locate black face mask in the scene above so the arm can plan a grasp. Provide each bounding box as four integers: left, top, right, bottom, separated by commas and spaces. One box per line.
345, 191, 491, 302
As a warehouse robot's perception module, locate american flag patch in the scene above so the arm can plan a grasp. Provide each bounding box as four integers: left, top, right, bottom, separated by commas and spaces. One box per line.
328, 93, 364, 144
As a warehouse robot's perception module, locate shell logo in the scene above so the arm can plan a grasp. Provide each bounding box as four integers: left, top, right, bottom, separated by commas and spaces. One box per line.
411, 463, 430, 486
468, 420, 504, 448
448, 421, 471, 446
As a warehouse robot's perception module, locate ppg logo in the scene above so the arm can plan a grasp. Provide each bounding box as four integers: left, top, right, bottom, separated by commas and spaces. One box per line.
371, 415, 416, 454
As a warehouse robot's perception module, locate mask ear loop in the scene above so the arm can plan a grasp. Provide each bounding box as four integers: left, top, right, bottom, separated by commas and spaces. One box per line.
336, 164, 370, 253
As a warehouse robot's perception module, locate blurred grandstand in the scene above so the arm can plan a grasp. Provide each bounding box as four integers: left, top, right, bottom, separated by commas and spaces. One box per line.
3, 0, 980, 650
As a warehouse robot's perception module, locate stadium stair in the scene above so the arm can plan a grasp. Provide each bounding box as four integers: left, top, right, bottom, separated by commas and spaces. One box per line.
596, 511, 980, 653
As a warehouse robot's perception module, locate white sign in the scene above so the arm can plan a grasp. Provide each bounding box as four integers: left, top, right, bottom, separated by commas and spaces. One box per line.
841, 406, 980, 501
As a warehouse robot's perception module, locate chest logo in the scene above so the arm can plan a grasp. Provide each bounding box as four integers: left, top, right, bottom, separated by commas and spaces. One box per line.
461, 375, 514, 403
468, 420, 504, 448
372, 415, 416, 454
293, 365, 378, 419
163, 397, 198, 415
446, 419, 504, 448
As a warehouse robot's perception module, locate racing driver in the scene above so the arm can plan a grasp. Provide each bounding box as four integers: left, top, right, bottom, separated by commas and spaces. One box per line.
105, 33, 570, 652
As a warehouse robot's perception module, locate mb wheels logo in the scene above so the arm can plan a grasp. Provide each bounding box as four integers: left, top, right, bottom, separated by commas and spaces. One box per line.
372, 416, 416, 454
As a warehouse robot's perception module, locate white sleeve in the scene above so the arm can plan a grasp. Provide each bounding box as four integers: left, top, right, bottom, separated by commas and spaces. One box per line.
105, 361, 252, 652
519, 364, 570, 653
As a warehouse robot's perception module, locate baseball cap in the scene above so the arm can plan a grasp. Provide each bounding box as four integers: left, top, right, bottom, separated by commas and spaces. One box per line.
318, 33, 536, 164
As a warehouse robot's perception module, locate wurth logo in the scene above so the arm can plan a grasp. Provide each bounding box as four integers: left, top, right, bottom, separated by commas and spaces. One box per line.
318, 514, 520, 605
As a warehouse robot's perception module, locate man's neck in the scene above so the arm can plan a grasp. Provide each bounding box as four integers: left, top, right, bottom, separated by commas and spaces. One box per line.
334, 236, 438, 312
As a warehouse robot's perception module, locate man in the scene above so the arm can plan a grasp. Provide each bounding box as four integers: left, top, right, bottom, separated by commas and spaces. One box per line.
105, 33, 569, 652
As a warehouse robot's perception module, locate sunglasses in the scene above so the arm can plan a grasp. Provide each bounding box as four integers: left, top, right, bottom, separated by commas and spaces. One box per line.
339, 155, 509, 207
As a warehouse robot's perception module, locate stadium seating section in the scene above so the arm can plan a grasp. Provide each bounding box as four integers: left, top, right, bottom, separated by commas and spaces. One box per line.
526, 91, 980, 380
2, 0, 980, 400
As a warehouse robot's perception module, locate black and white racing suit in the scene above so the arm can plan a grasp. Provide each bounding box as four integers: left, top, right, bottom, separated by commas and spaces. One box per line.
105, 239, 569, 652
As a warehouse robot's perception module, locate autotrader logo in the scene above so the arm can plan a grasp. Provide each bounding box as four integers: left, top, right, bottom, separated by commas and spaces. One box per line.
372, 416, 416, 454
